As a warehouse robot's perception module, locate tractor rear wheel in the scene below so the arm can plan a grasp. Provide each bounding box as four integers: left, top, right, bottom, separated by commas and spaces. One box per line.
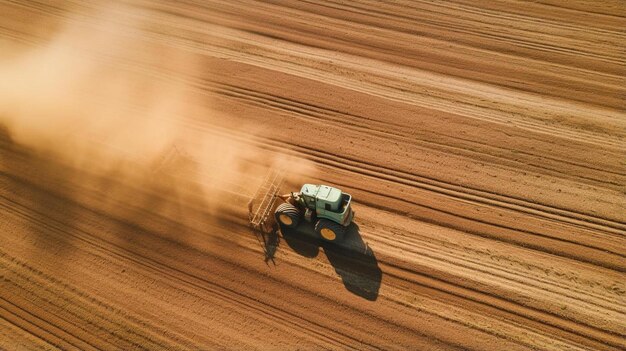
275, 203, 301, 229
315, 219, 345, 242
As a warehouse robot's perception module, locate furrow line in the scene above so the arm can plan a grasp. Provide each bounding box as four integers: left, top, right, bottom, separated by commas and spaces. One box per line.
370, 231, 626, 315
379, 263, 625, 350
279, 0, 625, 64
362, 219, 625, 310
334, 0, 624, 37
380, 230, 625, 310
0, 259, 155, 351
0, 312, 62, 351
0, 297, 100, 351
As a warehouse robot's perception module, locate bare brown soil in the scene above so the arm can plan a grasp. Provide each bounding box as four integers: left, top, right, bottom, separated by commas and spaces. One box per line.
1, 1, 625, 350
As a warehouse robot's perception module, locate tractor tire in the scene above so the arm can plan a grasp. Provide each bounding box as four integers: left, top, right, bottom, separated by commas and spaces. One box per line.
315, 219, 345, 242
275, 203, 301, 229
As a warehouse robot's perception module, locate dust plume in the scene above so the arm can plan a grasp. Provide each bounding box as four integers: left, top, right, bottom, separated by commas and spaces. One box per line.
0, 4, 315, 216
0, 5, 189, 166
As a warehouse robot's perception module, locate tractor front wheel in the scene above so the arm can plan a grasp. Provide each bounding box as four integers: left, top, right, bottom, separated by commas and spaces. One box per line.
315, 219, 345, 242
275, 203, 301, 229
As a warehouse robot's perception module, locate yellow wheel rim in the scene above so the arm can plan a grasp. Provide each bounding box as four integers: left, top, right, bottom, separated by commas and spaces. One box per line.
279, 214, 293, 226
320, 228, 336, 241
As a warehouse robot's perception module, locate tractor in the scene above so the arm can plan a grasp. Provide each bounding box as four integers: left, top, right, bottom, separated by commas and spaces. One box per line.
248, 170, 354, 242
274, 184, 354, 241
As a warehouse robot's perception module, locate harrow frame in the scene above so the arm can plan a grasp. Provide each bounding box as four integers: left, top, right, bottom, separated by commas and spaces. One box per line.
248, 169, 285, 234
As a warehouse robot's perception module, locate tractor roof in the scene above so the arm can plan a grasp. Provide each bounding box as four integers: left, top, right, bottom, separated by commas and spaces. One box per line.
301, 184, 342, 203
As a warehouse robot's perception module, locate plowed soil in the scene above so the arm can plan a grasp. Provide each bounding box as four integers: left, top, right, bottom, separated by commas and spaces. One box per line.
1, 1, 625, 350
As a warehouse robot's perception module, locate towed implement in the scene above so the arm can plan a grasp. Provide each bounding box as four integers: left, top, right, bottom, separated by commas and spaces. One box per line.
248, 170, 354, 242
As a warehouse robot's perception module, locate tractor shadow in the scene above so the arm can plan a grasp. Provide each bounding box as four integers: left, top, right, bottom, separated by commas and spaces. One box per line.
281, 222, 382, 301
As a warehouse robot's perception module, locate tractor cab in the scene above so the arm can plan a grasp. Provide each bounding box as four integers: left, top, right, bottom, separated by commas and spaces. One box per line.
299, 184, 353, 228
300, 184, 342, 211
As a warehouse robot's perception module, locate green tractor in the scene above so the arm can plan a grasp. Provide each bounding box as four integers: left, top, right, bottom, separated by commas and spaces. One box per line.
274, 184, 354, 241
248, 170, 354, 242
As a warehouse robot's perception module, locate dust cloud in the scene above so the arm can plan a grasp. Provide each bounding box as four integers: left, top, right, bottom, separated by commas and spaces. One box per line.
0, 6, 186, 165
0, 4, 314, 216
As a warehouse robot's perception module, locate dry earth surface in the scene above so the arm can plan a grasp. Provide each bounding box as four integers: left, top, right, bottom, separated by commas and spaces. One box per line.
1, 0, 625, 350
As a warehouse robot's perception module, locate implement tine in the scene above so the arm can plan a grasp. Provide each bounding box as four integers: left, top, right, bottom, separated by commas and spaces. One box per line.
248, 168, 285, 233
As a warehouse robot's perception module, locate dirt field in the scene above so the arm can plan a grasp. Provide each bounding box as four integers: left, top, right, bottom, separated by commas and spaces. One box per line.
1, 1, 625, 350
